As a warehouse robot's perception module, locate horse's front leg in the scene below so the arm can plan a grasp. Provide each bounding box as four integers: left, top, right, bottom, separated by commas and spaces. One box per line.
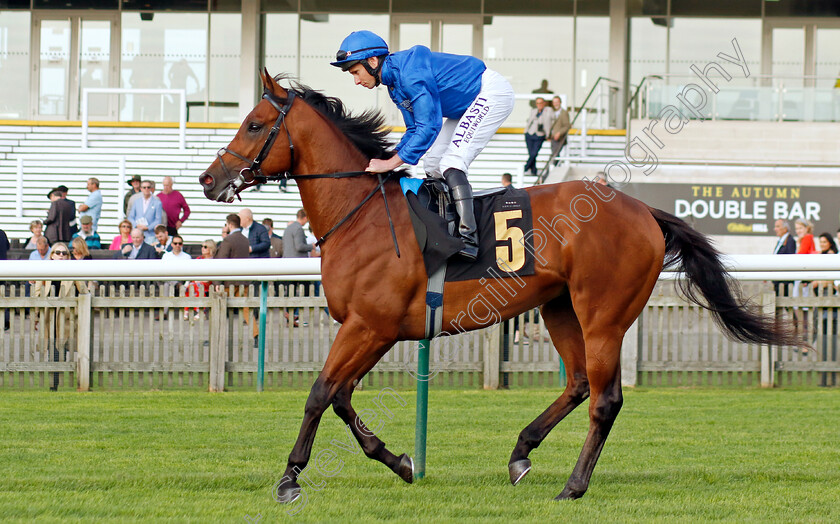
275, 318, 396, 503
332, 380, 414, 484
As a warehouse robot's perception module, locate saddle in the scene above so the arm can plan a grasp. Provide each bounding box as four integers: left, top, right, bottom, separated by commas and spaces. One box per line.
400, 177, 535, 282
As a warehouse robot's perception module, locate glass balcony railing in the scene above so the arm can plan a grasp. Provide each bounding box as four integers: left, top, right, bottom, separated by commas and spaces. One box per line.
634, 75, 840, 123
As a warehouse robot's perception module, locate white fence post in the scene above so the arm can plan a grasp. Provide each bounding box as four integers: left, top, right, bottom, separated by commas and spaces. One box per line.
483, 323, 501, 390
760, 291, 776, 388
76, 293, 92, 391
209, 290, 228, 392
621, 317, 639, 387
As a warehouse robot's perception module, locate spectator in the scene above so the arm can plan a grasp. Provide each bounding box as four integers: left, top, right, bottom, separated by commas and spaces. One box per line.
29, 236, 51, 261
792, 219, 818, 340
185, 239, 217, 320
57, 185, 78, 237
772, 219, 797, 296
549, 96, 571, 162
0, 227, 8, 262
153, 224, 172, 257
283, 209, 316, 259
121, 228, 157, 259
124, 175, 142, 215
44, 187, 75, 243
501, 173, 513, 188
283, 209, 316, 327
109, 219, 133, 251
523, 97, 553, 176
0, 227, 8, 330
214, 214, 258, 343
220, 222, 230, 241
128, 179, 163, 244
71, 236, 93, 260
24, 220, 45, 250
262, 218, 284, 258
162, 235, 190, 261
157, 176, 191, 236
239, 208, 270, 258
795, 219, 817, 254
32, 242, 88, 391
71, 215, 102, 250
78, 177, 103, 231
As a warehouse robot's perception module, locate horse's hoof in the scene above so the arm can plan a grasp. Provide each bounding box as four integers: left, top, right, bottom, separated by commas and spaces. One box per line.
273, 479, 302, 504
554, 487, 585, 500
397, 453, 414, 484
509, 459, 531, 486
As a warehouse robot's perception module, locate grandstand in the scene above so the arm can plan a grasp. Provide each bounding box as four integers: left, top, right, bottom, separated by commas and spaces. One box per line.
0, 122, 625, 244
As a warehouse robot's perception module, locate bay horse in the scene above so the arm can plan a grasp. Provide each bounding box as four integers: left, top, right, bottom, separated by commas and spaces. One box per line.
199, 71, 799, 502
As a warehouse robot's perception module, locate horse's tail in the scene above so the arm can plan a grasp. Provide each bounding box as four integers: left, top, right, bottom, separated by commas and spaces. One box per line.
649, 207, 802, 347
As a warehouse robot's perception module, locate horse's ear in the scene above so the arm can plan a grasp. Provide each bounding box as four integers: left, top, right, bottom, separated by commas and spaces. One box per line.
260, 68, 289, 98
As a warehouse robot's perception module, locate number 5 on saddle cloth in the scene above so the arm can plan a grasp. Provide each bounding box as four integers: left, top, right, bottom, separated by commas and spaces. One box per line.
400, 177, 536, 337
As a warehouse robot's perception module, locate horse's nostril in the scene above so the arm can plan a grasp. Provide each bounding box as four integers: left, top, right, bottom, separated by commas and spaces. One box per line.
200, 173, 215, 188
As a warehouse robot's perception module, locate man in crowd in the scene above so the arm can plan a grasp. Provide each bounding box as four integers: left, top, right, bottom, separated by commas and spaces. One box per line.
128, 179, 163, 244
283, 209, 315, 259
0, 227, 8, 330
262, 218, 284, 258
773, 219, 797, 296
157, 176, 191, 236
121, 228, 157, 259
153, 224, 172, 257
78, 177, 103, 231
124, 175, 142, 214
29, 236, 50, 260
283, 209, 316, 327
214, 214, 259, 344
162, 235, 191, 261
239, 208, 270, 258
501, 173, 513, 188
71, 215, 101, 250
44, 187, 75, 244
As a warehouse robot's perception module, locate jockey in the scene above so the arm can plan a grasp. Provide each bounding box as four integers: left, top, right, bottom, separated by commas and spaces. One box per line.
331, 30, 515, 261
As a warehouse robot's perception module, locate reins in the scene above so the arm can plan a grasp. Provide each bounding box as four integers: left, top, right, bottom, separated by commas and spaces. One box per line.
217, 89, 401, 257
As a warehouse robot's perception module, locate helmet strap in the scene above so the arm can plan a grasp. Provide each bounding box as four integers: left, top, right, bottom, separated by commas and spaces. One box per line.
362, 56, 385, 87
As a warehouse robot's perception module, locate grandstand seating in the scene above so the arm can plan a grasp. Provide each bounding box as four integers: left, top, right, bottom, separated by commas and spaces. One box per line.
0, 123, 625, 243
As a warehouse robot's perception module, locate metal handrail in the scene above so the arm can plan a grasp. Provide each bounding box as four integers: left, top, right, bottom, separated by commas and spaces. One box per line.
535, 77, 619, 184
569, 76, 619, 128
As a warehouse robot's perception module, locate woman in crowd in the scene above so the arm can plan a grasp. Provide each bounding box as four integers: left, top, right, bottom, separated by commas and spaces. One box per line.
184, 240, 216, 321
71, 237, 93, 260
795, 219, 817, 254
32, 242, 89, 390
109, 220, 133, 250
25, 220, 45, 250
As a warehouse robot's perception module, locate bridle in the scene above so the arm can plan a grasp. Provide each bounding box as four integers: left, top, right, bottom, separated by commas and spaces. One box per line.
213, 88, 401, 256
215, 90, 297, 193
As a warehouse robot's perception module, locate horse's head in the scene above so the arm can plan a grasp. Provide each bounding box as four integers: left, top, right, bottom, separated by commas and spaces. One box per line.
200, 69, 296, 202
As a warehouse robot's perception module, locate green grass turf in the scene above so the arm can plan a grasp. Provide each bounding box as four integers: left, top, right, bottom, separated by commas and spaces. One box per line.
0, 388, 838, 523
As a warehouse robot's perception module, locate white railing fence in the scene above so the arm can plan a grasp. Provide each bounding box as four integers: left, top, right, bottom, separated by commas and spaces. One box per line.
1, 256, 839, 391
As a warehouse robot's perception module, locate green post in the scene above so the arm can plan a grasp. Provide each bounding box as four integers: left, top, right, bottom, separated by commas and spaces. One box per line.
414, 338, 430, 480
258, 281, 268, 393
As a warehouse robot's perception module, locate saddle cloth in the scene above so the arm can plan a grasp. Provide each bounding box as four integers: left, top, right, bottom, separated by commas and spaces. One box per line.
400, 178, 535, 282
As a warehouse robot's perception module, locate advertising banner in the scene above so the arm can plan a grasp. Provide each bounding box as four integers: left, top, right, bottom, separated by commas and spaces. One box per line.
623, 183, 840, 235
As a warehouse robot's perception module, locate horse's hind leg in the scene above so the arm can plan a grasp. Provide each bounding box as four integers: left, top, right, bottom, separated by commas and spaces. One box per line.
509, 294, 590, 485
554, 329, 624, 500
332, 380, 414, 483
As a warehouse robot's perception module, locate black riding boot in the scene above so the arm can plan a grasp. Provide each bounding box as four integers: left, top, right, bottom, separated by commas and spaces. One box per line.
443, 168, 479, 261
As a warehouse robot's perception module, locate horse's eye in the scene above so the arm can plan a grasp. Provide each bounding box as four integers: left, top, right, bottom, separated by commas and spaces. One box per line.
248, 122, 262, 132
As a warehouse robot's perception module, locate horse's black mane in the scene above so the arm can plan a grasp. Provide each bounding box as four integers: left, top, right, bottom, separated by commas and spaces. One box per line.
273, 75, 394, 161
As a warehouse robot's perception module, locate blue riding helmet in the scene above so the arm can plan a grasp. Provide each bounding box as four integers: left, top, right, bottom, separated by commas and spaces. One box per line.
330, 30, 389, 72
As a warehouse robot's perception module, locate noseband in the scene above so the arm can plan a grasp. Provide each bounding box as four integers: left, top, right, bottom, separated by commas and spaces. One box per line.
216, 90, 297, 194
